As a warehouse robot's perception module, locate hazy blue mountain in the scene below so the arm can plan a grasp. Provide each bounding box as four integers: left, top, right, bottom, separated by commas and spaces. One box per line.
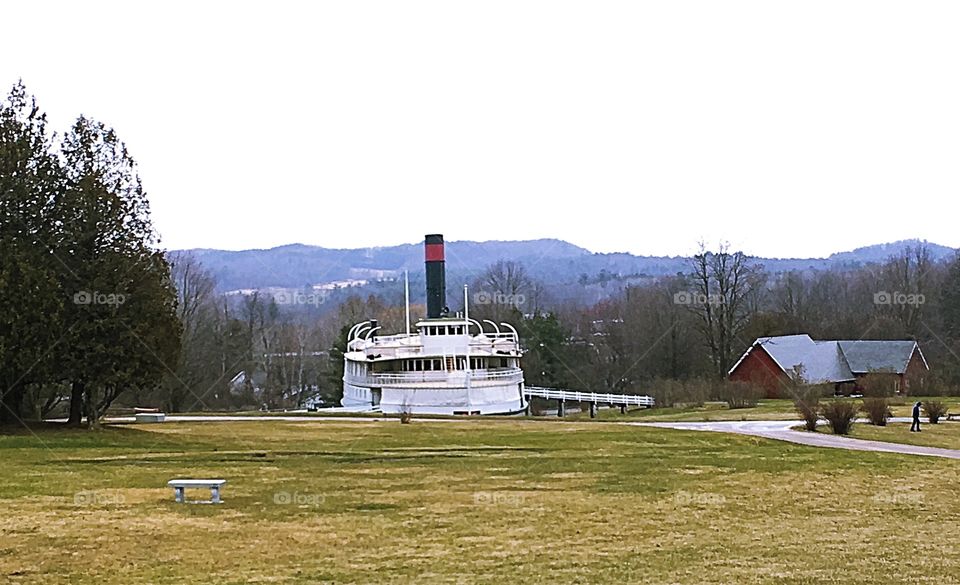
172, 238, 957, 293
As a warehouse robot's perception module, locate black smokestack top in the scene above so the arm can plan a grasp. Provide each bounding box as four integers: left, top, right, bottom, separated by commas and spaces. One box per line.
424, 234, 446, 319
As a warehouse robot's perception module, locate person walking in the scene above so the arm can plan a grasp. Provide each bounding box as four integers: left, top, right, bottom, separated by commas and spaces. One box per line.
911, 401, 922, 432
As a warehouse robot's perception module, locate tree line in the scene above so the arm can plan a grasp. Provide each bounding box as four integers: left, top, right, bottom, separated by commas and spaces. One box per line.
5, 81, 960, 426
480, 244, 960, 402
0, 83, 179, 426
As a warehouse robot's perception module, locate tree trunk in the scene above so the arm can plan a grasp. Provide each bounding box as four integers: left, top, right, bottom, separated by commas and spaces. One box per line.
67, 380, 85, 426
83, 386, 100, 430
0, 387, 25, 426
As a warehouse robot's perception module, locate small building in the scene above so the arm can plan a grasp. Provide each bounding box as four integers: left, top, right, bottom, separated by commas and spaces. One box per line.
728, 334, 928, 397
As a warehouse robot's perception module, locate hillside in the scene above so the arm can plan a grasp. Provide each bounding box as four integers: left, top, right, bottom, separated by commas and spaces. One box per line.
172, 238, 957, 294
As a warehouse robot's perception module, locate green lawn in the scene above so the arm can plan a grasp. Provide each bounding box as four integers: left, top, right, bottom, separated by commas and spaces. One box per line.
2, 419, 960, 584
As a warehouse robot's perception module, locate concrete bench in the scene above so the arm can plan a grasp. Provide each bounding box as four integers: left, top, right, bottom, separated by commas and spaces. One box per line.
168, 479, 226, 504
947, 413, 959, 421
135, 412, 165, 423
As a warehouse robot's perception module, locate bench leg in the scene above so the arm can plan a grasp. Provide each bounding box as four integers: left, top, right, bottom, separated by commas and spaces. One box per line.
174, 487, 184, 503
211, 486, 221, 504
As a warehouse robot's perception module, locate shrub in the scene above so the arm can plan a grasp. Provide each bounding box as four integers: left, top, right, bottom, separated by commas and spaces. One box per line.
717, 381, 764, 409
821, 400, 858, 435
649, 378, 709, 409
649, 379, 684, 408
792, 385, 827, 431
680, 379, 711, 407
861, 397, 892, 426
923, 400, 948, 424
859, 373, 897, 397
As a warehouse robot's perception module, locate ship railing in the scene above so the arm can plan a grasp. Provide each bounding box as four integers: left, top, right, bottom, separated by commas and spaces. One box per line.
345, 368, 523, 387
348, 332, 518, 353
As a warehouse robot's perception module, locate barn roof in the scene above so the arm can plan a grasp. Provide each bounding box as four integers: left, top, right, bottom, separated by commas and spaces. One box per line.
730, 335, 927, 384
837, 341, 923, 374
752, 335, 855, 384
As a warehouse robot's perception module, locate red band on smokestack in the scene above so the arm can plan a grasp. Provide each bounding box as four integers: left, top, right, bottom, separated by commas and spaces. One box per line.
425, 243, 444, 262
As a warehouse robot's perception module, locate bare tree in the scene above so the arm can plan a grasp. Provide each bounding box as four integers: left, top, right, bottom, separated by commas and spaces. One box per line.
472, 260, 535, 321
687, 243, 765, 379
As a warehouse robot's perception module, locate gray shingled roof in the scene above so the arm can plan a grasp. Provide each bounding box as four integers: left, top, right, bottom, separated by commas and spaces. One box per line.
837, 341, 920, 374
753, 335, 855, 384
731, 335, 926, 383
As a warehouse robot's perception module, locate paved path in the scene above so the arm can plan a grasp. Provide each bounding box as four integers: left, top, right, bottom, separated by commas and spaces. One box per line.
632, 419, 960, 460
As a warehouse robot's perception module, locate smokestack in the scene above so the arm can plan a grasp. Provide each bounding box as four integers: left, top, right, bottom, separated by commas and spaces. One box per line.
424, 234, 446, 318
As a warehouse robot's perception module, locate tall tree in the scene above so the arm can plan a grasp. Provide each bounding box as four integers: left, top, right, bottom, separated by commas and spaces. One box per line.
944, 254, 960, 338
160, 253, 218, 412
58, 116, 180, 427
687, 243, 765, 379
0, 83, 64, 425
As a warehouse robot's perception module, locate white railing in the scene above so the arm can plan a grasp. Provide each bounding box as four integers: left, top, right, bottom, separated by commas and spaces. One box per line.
348, 331, 519, 352
345, 368, 524, 387
524, 386, 655, 407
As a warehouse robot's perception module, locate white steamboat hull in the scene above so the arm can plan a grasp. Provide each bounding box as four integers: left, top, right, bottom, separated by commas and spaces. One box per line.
342, 381, 525, 415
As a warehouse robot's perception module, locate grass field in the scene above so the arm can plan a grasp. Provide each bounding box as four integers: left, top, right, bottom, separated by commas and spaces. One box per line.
826, 420, 960, 451
3, 419, 960, 584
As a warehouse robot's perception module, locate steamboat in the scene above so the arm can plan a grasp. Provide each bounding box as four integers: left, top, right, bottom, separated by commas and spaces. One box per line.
341, 234, 526, 414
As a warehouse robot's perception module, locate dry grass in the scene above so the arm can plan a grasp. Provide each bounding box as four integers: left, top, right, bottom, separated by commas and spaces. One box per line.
2, 419, 960, 584
842, 421, 960, 451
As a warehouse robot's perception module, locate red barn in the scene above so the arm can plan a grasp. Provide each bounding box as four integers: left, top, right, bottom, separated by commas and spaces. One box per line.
729, 334, 928, 397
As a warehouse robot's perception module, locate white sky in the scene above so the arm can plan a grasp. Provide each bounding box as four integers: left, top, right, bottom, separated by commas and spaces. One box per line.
3, 1, 958, 258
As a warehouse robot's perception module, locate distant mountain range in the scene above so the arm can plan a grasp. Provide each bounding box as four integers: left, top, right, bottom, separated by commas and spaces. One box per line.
173, 239, 958, 301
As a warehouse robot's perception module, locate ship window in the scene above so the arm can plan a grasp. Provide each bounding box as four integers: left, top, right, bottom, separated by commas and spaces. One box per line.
433, 359, 441, 370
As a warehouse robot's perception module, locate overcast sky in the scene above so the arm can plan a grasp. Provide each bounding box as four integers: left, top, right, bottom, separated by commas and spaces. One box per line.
3, 1, 958, 258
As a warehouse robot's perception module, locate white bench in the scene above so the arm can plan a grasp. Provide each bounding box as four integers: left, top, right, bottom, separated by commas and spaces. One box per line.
135, 412, 165, 423
168, 479, 226, 504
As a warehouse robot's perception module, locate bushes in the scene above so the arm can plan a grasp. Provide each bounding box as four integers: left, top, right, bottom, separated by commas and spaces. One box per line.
923, 400, 948, 424
861, 397, 892, 426
649, 378, 710, 408
716, 381, 764, 409
792, 385, 828, 431
821, 400, 858, 435
859, 374, 896, 398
